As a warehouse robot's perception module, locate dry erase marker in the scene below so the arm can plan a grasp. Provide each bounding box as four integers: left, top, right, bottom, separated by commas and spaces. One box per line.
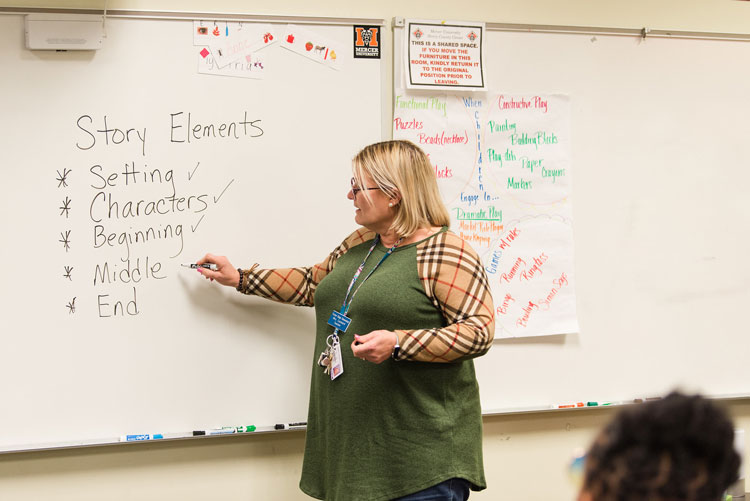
195, 426, 257, 435
207, 427, 237, 435
556, 403, 585, 409
275, 422, 307, 430
182, 263, 217, 271
120, 433, 164, 442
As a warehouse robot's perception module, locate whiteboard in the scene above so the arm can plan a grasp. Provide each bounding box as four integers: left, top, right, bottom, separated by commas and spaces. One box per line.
395, 25, 750, 412
0, 13, 383, 450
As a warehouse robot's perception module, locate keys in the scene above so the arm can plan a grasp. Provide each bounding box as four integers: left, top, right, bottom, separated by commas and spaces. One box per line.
318, 348, 332, 374
318, 333, 342, 378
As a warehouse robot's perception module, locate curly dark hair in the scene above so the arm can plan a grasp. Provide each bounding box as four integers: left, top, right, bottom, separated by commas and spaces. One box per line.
580, 391, 740, 501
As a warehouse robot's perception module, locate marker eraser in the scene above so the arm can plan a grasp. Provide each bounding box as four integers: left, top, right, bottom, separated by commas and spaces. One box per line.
193, 430, 206, 436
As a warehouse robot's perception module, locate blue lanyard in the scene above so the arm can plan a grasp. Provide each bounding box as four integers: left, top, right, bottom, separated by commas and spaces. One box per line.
340, 234, 402, 316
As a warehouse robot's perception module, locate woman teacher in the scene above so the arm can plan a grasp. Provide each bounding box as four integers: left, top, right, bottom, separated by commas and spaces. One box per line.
197, 140, 495, 501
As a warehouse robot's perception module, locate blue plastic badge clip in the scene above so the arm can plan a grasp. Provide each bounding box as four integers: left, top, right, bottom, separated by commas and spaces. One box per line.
327, 310, 351, 332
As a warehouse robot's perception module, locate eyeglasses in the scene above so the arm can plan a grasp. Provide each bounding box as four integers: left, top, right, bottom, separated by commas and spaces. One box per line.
350, 177, 380, 197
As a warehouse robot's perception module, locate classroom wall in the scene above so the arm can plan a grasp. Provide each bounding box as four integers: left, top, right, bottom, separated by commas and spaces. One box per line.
2, 0, 749, 499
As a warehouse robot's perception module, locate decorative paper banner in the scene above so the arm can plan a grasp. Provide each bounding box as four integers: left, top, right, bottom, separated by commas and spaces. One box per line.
193, 20, 236, 46
208, 24, 277, 68
197, 47, 267, 79
393, 90, 578, 338
193, 21, 276, 69
281, 24, 343, 70
405, 19, 485, 91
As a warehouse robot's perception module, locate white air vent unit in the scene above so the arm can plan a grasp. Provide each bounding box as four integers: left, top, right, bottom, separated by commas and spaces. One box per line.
25, 14, 104, 50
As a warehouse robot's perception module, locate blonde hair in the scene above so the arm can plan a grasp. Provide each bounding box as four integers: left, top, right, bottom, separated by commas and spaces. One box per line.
352, 140, 450, 237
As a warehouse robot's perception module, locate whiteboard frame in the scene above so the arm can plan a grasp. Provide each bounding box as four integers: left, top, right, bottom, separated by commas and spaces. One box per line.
2, 8, 749, 454
0, 8, 388, 454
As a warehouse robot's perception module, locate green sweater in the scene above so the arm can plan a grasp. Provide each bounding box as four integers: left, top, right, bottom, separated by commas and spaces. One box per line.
239, 228, 495, 501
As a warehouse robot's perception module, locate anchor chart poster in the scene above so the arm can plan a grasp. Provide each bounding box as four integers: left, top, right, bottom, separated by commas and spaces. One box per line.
393, 91, 578, 338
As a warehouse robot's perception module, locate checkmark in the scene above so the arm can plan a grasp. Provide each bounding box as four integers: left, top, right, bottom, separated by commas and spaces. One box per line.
188, 162, 200, 180
191, 214, 205, 233
213, 179, 235, 203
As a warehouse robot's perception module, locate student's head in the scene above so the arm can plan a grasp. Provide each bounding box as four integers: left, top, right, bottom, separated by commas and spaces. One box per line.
578, 391, 740, 501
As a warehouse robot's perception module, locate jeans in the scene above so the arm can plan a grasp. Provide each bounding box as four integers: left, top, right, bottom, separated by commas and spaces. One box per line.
392, 478, 471, 501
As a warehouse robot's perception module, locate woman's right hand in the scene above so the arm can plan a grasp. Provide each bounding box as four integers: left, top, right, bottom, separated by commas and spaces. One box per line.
196, 253, 241, 288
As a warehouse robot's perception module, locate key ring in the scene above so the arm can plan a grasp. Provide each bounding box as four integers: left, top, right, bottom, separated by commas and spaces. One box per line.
327, 332, 340, 347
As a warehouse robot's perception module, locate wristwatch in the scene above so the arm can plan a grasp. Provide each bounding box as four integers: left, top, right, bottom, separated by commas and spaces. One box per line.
391, 333, 400, 360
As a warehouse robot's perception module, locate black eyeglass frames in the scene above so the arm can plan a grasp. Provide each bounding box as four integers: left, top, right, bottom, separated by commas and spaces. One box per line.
350, 177, 380, 197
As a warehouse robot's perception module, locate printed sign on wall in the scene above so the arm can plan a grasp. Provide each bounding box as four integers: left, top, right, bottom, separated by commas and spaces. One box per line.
405, 19, 485, 91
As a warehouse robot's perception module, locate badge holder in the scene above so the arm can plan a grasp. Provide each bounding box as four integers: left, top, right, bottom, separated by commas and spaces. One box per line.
318, 333, 344, 380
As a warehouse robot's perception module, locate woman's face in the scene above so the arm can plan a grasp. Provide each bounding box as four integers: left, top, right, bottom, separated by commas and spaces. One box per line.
347, 175, 396, 231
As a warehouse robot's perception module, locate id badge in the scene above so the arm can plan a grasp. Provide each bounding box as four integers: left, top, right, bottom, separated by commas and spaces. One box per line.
329, 341, 344, 380
327, 310, 351, 332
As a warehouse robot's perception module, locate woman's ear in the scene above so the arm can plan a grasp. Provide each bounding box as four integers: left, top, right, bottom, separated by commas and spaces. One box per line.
390, 189, 402, 206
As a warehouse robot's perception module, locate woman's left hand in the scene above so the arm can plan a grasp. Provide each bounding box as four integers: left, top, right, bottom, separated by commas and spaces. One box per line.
351, 331, 398, 364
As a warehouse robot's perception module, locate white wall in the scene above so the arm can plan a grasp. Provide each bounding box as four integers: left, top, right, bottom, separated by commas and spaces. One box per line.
1, 0, 749, 499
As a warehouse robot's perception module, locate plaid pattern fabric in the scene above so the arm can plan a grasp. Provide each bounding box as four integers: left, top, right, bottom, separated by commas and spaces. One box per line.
237, 227, 376, 306
239, 228, 494, 362
396, 231, 495, 362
